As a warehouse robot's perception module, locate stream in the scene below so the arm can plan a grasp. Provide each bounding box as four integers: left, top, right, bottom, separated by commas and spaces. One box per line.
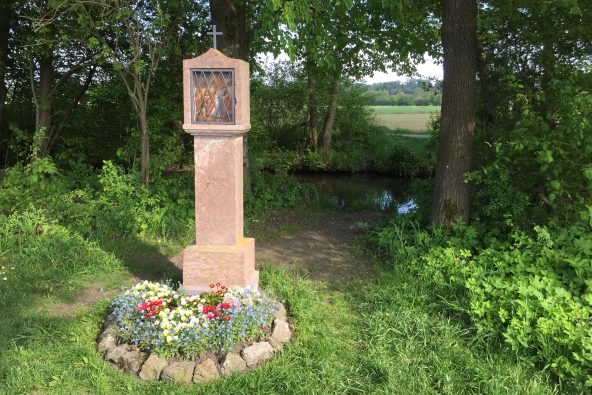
294, 173, 417, 214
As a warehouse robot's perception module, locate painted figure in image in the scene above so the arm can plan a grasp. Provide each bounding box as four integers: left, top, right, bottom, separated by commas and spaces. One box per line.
193, 71, 233, 123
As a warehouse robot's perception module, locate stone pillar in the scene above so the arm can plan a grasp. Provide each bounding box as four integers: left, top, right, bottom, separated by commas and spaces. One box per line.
182, 48, 257, 293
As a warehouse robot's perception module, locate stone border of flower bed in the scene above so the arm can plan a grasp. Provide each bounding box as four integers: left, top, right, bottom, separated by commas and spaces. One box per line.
97, 303, 291, 383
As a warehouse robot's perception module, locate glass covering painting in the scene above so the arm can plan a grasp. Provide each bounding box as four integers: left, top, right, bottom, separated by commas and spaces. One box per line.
191, 69, 234, 124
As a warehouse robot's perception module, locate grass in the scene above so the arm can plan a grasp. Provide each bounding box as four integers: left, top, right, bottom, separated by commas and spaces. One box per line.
0, 213, 577, 394
369, 106, 440, 132
370, 106, 441, 114
374, 114, 435, 132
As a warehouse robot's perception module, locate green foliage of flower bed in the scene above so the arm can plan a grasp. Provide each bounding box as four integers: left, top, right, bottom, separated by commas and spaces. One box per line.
111, 281, 277, 358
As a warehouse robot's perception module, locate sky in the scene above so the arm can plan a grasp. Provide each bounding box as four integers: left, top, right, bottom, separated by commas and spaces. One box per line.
258, 53, 443, 84
362, 55, 443, 84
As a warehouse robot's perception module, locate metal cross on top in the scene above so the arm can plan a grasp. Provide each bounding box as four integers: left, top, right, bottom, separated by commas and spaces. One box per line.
207, 25, 223, 50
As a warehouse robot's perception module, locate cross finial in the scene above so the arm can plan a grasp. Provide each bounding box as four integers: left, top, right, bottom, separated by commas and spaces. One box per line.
207, 25, 223, 50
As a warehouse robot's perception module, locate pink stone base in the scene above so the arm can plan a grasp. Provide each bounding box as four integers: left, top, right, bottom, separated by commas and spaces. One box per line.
182, 238, 258, 293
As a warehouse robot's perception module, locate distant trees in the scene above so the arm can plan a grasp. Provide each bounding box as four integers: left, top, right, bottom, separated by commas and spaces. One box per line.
365, 79, 442, 106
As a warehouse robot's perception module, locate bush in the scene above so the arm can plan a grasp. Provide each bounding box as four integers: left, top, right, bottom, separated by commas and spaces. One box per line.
466, 221, 592, 389
371, 215, 592, 390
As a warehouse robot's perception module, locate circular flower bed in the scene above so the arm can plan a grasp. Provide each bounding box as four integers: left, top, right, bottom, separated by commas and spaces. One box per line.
98, 281, 292, 383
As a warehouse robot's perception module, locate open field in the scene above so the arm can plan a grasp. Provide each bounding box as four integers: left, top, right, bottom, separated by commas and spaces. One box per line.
370, 106, 441, 114
370, 106, 440, 132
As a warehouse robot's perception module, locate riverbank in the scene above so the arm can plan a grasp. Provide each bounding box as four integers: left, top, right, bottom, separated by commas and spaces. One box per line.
257, 133, 436, 178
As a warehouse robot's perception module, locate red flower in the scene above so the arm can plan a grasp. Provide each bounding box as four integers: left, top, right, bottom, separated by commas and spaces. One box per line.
209, 284, 215, 288
216, 290, 222, 295
224, 315, 230, 321
216, 282, 221, 287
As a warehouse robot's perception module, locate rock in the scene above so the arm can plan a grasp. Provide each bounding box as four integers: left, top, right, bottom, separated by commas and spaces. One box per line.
221, 353, 247, 375
139, 354, 168, 381
275, 303, 287, 322
271, 319, 291, 345
120, 350, 149, 373
268, 335, 283, 351
193, 359, 219, 382
241, 342, 274, 367
161, 361, 195, 384
105, 344, 132, 363
99, 326, 116, 340
103, 313, 117, 330
97, 333, 117, 354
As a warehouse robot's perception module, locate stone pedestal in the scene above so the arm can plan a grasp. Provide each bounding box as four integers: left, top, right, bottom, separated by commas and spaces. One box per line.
183, 239, 258, 293
181, 48, 257, 292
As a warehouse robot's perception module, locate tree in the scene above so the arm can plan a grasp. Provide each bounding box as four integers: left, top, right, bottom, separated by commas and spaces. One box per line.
430, 0, 477, 226
76, 0, 177, 187
270, 0, 439, 150
10, 0, 99, 159
468, 0, 592, 224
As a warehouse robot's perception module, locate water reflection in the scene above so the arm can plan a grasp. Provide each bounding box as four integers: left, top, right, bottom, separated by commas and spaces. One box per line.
294, 173, 416, 213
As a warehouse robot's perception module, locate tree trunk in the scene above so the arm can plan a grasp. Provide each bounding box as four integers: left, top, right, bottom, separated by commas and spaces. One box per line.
308, 75, 319, 150
210, 0, 251, 192
47, 65, 96, 154
140, 113, 150, 188
477, 47, 496, 143
34, 53, 54, 158
321, 79, 340, 151
209, 0, 248, 60
0, 0, 10, 129
430, 0, 477, 226
133, 73, 150, 188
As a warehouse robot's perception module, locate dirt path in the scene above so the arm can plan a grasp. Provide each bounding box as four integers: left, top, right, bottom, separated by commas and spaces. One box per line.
251, 209, 385, 285
56, 208, 384, 316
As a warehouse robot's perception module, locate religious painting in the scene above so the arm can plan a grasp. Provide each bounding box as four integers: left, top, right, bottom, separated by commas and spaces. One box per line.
191, 69, 235, 124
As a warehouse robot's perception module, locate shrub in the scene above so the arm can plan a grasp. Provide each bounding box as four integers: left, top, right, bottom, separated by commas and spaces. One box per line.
466, 221, 592, 389
371, 215, 592, 389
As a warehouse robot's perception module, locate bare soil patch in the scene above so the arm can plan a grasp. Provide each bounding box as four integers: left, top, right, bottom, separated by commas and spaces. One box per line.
251, 209, 386, 285
55, 208, 384, 314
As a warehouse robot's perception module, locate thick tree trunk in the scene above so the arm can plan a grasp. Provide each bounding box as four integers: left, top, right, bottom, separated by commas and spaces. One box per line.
210, 0, 251, 192
308, 75, 319, 150
430, 0, 477, 226
321, 79, 340, 151
209, 0, 248, 60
